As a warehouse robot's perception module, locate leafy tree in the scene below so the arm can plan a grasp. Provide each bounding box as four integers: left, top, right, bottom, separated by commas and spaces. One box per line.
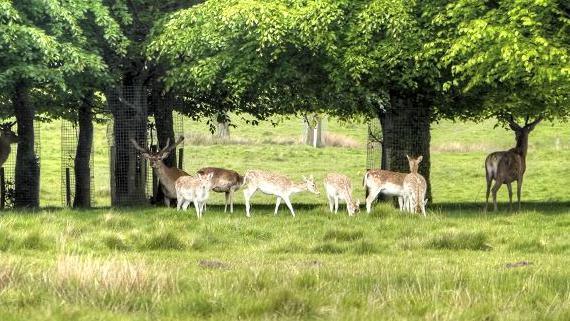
0, 0, 123, 207
149, 0, 438, 197
433, 0, 569, 121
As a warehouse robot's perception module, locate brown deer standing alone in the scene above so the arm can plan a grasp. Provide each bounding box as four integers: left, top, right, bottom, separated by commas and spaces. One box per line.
485, 115, 542, 212
0, 122, 19, 168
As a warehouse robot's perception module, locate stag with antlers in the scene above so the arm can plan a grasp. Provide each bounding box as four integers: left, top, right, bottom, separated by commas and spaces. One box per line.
131, 136, 189, 206
485, 115, 543, 212
0, 121, 18, 168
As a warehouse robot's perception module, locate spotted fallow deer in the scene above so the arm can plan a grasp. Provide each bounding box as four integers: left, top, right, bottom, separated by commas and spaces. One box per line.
402, 155, 427, 216
363, 169, 407, 213
175, 172, 214, 218
196, 167, 243, 213
130, 136, 189, 206
485, 115, 542, 212
242, 170, 320, 217
0, 121, 18, 168
324, 173, 359, 216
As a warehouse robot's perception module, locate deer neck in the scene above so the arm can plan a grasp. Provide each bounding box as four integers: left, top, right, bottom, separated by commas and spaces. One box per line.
513, 132, 529, 158
155, 160, 174, 181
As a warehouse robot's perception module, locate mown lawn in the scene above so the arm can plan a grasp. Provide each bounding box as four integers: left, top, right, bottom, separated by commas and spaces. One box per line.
0, 116, 569, 320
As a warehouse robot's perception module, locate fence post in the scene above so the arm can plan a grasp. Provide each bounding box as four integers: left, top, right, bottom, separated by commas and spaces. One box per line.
0, 168, 5, 209
65, 167, 71, 207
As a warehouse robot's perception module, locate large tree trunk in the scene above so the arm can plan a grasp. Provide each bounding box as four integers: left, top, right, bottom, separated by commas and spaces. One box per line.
150, 87, 176, 206
109, 80, 148, 206
303, 116, 323, 147
216, 112, 230, 139
152, 88, 176, 167
73, 92, 94, 208
13, 82, 40, 208
380, 92, 432, 201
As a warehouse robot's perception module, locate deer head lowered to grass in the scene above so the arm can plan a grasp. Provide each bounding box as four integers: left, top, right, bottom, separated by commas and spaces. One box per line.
485, 115, 543, 212
0, 121, 19, 168
130, 136, 189, 206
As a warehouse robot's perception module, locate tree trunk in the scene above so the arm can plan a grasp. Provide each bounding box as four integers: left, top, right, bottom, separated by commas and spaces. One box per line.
152, 88, 176, 166
216, 121, 230, 139
303, 118, 323, 147
381, 93, 432, 201
13, 82, 40, 208
151, 87, 176, 205
109, 81, 148, 206
73, 92, 94, 208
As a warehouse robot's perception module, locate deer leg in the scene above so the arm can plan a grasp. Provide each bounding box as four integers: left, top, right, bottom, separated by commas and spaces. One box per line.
334, 196, 339, 214
484, 174, 492, 213
506, 182, 513, 211
365, 187, 381, 214
491, 181, 502, 212
164, 197, 171, 207
283, 196, 296, 217
274, 197, 281, 215
516, 177, 523, 212
182, 200, 191, 211
176, 196, 183, 211
229, 189, 234, 213
397, 196, 403, 211
327, 195, 334, 213
193, 201, 201, 219
224, 192, 230, 213
243, 187, 256, 217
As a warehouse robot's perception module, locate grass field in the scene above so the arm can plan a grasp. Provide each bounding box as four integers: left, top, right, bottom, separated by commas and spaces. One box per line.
0, 116, 569, 320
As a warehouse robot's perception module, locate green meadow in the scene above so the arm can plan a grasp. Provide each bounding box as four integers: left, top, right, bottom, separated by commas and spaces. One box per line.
0, 117, 569, 320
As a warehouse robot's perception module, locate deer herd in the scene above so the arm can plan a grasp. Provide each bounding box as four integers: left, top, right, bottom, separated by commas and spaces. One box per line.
0, 115, 544, 217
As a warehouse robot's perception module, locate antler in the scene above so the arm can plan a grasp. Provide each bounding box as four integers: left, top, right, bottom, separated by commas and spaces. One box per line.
160, 136, 184, 155
130, 138, 149, 153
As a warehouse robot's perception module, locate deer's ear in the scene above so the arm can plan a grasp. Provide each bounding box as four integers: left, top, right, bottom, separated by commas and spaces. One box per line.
417, 155, 423, 163
309, 175, 314, 180
406, 155, 411, 162
302, 175, 307, 181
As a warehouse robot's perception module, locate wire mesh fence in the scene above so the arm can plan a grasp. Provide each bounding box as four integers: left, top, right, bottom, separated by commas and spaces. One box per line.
60, 120, 94, 207
106, 86, 149, 206
0, 121, 40, 209
366, 119, 382, 170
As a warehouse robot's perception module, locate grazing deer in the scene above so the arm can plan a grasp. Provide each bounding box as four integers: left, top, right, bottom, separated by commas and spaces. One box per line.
175, 172, 214, 218
196, 167, 244, 213
402, 155, 427, 216
324, 173, 360, 216
130, 136, 189, 206
363, 169, 407, 213
0, 121, 18, 168
485, 115, 542, 212
242, 170, 320, 217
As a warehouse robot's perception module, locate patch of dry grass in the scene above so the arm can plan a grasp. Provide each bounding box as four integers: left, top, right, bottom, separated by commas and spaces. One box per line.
323, 132, 361, 148
47, 255, 178, 311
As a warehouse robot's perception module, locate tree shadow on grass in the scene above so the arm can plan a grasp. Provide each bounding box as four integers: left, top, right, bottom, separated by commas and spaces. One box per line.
431, 201, 570, 216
